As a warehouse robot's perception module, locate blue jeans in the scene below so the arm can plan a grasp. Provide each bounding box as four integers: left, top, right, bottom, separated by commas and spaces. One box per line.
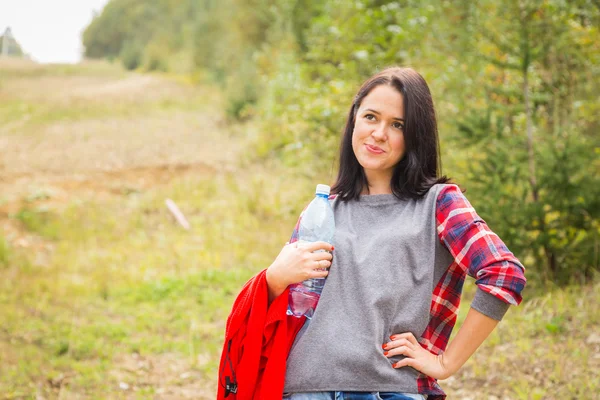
282, 392, 426, 400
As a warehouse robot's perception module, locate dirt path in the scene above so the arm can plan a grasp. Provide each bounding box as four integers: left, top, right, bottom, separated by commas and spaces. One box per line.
0, 59, 243, 249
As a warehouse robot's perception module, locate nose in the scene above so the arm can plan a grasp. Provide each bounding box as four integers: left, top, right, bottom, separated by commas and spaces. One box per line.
371, 123, 388, 142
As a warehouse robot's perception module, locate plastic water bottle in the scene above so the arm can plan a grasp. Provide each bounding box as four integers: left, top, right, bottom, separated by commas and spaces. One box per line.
287, 184, 335, 319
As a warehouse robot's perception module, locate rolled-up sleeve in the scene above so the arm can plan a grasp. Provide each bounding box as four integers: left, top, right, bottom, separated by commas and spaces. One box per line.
436, 185, 526, 320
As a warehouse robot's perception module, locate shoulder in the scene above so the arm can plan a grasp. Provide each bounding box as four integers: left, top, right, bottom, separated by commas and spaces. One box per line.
433, 183, 461, 197
433, 184, 476, 225
433, 183, 468, 206
420, 183, 466, 210
328, 193, 340, 208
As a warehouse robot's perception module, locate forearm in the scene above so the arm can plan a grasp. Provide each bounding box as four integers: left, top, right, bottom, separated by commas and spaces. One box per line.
265, 240, 333, 305
266, 267, 287, 305
441, 307, 499, 375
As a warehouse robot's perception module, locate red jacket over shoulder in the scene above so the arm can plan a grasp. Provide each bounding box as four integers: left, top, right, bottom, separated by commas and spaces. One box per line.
217, 269, 306, 400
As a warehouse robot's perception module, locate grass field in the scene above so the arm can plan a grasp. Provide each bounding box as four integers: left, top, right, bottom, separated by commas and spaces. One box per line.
0, 58, 598, 399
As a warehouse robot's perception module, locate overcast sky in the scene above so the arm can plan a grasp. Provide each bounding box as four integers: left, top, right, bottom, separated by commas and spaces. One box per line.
0, 0, 109, 63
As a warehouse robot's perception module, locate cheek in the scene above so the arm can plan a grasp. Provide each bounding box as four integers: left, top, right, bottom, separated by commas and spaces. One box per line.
390, 134, 406, 154
353, 122, 369, 141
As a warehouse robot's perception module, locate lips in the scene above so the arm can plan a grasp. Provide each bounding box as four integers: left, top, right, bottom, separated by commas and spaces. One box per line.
365, 144, 385, 154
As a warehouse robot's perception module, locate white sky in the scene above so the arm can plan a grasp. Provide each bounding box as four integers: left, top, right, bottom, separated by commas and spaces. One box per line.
0, 0, 109, 63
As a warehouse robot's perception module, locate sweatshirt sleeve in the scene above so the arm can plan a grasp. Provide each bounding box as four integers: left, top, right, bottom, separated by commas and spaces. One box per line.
436, 185, 526, 320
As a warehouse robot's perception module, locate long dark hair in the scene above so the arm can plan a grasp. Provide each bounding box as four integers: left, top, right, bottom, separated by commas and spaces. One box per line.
331, 66, 450, 201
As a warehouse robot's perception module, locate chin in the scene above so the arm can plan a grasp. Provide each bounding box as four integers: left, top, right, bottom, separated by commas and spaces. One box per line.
358, 160, 385, 171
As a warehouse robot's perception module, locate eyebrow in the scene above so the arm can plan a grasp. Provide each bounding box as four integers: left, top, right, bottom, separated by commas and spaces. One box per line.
363, 108, 404, 122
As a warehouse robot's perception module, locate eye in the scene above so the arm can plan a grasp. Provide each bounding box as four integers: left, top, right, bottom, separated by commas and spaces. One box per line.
393, 121, 404, 130
365, 114, 376, 121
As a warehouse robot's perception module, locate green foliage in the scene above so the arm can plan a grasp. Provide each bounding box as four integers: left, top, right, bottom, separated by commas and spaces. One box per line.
452, 0, 600, 284
143, 39, 169, 72
81, 0, 600, 285
83, 0, 309, 118
223, 58, 260, 120
83, 0, 194, 71
119, 39, 143, 70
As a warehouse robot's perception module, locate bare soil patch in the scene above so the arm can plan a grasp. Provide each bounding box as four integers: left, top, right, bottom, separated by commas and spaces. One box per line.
0, 61, 241, 239
109, 352, 217, 399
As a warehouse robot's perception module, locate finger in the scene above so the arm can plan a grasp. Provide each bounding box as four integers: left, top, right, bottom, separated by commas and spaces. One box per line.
386, 338, 413, 350
391, 332, 419, 346
310, 251, 333, 261
392, 358, 415, 369
305, 241, 334, 253
311, 259, 331, 269
384, 345, 414, 358
310, 269, 329, 279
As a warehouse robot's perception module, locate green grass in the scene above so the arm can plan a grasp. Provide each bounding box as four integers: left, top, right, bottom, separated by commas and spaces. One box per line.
3, 164, 599, 398
0, 58, 127, 80
13, 207, 60, 240
448, 279, 600, 398
0, 235, 9, 267
0, 165, 313, 397
0, 92, 215, 138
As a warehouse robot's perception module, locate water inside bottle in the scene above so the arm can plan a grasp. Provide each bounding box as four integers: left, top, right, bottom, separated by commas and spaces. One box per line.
287, 286, 319, 319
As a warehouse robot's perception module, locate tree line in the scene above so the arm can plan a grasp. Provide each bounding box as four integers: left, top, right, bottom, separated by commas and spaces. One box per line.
83, 0, 600, 287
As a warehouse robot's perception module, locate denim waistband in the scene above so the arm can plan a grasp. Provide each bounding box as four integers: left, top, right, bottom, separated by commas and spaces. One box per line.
282, 392, 426, 400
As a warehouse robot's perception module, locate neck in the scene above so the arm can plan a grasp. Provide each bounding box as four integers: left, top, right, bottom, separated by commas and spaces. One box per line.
361, 188, 393, 195
361, 173, 393, 195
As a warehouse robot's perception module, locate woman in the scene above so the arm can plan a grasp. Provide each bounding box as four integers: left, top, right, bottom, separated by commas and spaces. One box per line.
220, 67, 526, 400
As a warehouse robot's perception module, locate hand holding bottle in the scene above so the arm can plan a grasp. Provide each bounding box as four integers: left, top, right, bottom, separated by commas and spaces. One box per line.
266, 241, 334, 301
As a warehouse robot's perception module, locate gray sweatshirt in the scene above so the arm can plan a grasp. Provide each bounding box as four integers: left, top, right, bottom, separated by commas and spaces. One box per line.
284, 184, 510, 393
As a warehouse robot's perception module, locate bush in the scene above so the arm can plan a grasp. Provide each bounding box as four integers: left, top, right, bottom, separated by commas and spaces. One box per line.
223, 60, 260, 121
144, 39, 169, 72
119, 40, 143, 70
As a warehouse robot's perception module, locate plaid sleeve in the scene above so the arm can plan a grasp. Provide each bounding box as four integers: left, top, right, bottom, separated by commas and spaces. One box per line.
436, 185, 526, 306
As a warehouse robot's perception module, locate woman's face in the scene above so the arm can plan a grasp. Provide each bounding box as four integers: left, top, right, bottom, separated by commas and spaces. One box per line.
352, 84, 406, 181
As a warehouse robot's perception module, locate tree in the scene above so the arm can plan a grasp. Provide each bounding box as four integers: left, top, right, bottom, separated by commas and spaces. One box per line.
454, 0, 600, 284
1, 27, 25, 57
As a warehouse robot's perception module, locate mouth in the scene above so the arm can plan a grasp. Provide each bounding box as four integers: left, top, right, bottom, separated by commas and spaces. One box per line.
365, 144, 385, 154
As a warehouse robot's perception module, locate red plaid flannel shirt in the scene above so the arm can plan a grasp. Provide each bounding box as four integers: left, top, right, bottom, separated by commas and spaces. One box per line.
417, 185, 526, 398
290, 185, 526, 399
